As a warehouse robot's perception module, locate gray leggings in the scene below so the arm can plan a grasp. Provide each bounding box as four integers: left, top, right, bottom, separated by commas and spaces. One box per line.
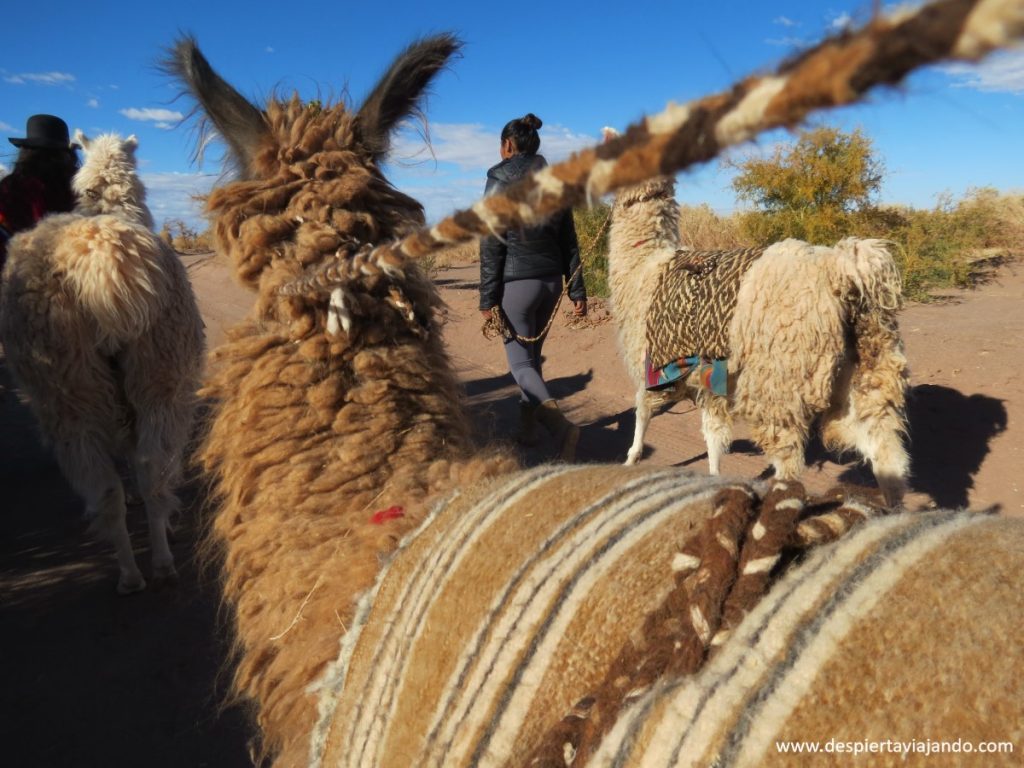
501, 276, 562, 406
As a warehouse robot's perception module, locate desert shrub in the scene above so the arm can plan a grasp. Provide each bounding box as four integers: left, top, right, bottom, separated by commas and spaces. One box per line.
725, 125, 1021, 301
574, 203, 612, 298
729, 126, 883, 245
161, 219, 212, 253
871, 189, 1024, 300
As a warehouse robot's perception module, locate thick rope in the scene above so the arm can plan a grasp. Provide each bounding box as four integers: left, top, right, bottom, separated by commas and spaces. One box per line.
279, 0, 1024, 305
526, 482, 887, 767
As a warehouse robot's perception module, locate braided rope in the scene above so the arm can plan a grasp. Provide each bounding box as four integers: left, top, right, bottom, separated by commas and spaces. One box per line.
480, 209, 611, 343
526, 482, 887, 767
279, 0, 1024, 303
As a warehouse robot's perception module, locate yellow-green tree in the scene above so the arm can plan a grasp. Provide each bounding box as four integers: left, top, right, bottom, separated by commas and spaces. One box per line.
729, 126, 883, 244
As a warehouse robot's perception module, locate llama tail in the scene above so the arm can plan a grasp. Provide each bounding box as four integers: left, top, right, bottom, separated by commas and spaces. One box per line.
56, 215, 170, 345
831, 237, 903, 317
830, 237, 906, 371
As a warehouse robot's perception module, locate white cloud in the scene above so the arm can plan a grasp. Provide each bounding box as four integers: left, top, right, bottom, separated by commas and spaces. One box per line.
0, 120, 12, 131
391, 176, 482, 224
773, 16, 798, 27
142, 171, 216, 230
765, 36, 808, 49
391, 122, 496, 170
154, 122, 175, 130
86, 98, 99, 108
119, 107, 185, 123
540, 125, 598, 162
4, 71, 75, 86
266, 46, 275, 53
943, 50, 1024, 94
390, 121, 595, 172
387, 122, 598, 223
831, 12, 853, 30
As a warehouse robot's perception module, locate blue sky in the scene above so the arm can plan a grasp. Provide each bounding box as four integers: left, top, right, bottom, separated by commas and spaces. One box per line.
3, 0, 1022, 229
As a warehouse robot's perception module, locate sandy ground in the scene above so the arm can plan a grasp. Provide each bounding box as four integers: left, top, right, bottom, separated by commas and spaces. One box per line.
1, 251, 1020, 766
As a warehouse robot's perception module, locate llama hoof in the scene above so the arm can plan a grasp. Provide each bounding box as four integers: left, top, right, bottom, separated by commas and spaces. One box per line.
117, 571, 147, 595
151, 564, 180, 589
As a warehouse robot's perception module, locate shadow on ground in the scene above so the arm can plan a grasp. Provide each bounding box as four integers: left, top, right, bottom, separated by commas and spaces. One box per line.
901, 384, 1008, 508
0, 354, 252, 768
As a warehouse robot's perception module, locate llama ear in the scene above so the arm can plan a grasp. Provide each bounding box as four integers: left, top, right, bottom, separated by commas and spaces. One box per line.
73, 129, 90, 150
124, 134, 139, 153
355, 33, 462, 161
161, 34, 267, 175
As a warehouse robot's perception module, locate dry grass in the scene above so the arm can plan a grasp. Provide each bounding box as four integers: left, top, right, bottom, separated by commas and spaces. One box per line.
677, 204, 750, 250
868, 188, 1024, 300
422, 241, 479, 274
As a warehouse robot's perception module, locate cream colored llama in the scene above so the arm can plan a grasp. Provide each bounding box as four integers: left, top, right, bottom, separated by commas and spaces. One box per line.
163, 18, 1024, 767
607, 159, 909, 507
0, 132, 205, 594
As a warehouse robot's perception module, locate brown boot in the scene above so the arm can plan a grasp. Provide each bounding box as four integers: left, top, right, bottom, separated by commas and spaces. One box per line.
536, 399, 580, 462
514, 401, 540, 446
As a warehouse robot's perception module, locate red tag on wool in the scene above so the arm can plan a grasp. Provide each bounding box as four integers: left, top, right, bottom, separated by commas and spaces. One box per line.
370, 505, 405, 524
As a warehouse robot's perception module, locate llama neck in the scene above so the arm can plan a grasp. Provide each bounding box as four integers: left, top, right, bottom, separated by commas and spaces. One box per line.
77, 176, 156, 230
607, 181, 680, 379
201, 302, 518, 765
111, 177, 156, 229
610, 181, 680, 251
608, 185, 680, 295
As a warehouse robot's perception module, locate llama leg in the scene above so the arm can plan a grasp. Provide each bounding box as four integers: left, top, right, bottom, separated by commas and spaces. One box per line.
822, 354, 910, 507
748, 418, 808, 482
820, 360, 858, 454
769, 438, 806, 481
847, 384, 909, 508
55, 436, 145, 593
700, 395, 732, 475
625, 388, 653, 465
132, 430, 181, 584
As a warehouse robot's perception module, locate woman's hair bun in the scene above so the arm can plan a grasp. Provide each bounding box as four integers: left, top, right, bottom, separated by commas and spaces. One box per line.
521, 113, 542, 130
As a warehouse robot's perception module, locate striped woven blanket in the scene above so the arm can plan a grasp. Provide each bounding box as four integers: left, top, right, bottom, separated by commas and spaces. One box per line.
646, 247, 764, 370
307, 466, 1024, 767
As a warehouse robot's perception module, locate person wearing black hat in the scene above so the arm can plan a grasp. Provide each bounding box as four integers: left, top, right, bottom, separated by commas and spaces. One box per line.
0, 114, 79, 270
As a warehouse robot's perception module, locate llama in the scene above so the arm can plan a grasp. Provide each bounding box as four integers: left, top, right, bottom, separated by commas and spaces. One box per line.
162, 21, 1024, 767
0, 132, 205, 594
606, 161, 909, 507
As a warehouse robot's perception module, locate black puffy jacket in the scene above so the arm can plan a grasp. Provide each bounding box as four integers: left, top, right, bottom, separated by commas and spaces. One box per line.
478, 153, 586, 310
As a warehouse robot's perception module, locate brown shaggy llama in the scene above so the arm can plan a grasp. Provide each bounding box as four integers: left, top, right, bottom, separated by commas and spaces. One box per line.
606, 167, 909, 507
0, 131, 205, 593
165, 29, 1024, 768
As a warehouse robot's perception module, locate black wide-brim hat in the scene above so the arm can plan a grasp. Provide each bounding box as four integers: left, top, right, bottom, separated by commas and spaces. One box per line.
9, 114, 72, 149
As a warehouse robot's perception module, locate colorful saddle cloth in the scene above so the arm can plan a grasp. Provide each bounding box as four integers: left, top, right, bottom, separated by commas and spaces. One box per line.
644, 352, 729, 396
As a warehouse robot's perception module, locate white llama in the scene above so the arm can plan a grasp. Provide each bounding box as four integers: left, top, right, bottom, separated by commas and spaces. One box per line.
605, 135, 909, 506
0, 132, 205, 593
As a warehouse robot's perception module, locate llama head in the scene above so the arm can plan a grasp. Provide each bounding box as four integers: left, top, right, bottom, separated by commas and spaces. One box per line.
162, 34, 462, 295
72, 131, 154, 228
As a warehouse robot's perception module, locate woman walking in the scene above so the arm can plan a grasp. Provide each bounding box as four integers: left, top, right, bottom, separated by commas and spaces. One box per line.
479, 113, 587, 460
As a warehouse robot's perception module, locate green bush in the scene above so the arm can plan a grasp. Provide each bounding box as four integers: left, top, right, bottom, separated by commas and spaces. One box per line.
573, 204, 612, 298
729, 126, 883, 245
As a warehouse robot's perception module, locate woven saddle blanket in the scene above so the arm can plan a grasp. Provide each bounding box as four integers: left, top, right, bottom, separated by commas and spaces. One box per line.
646, 246, 765, 369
